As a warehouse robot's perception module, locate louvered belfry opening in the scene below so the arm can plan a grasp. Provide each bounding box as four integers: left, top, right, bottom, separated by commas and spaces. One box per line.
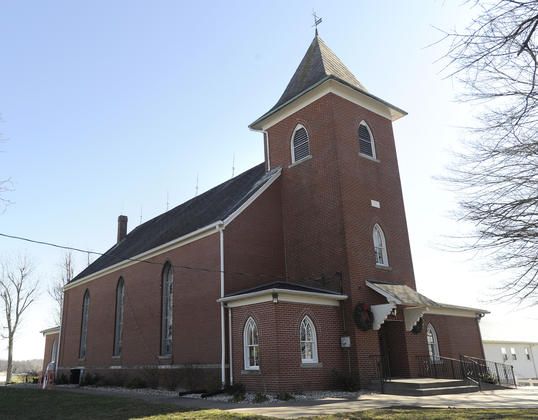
293, 126, 310, 162
359, 123, 374, 157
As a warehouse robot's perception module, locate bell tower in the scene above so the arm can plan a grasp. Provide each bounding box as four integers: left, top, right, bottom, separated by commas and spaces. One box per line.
250, 34, 415, 292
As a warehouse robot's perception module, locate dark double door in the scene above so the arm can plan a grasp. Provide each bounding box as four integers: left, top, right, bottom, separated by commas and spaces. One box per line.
378, 320, 409, 379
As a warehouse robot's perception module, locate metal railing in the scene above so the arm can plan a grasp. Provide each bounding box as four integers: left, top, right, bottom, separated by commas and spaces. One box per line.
416, 355, 517, 389
370, 354, 390, 393
462, 356, 517, 389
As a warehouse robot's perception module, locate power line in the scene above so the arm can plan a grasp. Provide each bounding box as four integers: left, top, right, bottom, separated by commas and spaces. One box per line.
0, 231, 289, 283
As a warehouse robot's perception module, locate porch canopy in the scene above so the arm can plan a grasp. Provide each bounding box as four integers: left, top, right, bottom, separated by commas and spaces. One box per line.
366, 280, 488, 331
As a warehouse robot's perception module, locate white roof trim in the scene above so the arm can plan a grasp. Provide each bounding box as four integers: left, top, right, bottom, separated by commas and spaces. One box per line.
218, 288, 347, 308
223, 168, 281, 227
64, 222, 223, 291
40, 327, 60, 336
250, 78, 406, 132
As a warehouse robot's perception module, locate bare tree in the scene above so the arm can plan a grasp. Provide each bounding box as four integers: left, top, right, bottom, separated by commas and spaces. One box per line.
0, 257, 38, 383
48, 251, 74, 325
441, 1, 538, 304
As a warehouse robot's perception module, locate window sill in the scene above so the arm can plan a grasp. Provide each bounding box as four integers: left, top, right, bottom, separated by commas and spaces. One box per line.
375, 264, 392, 271
241, 369, 261, 375
301, 362, 323, 368
288, 155, 312, 168
359, 153, 380, 163
112, 355, 121, 359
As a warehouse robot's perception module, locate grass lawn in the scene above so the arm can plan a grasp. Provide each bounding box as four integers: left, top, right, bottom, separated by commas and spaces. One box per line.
1, 387, 537, 419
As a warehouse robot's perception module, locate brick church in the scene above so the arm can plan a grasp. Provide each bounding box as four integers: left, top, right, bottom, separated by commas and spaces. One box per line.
42, 35, 487, 392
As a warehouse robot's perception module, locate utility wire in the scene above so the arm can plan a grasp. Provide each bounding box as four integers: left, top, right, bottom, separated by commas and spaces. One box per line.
0, 231, 296, 283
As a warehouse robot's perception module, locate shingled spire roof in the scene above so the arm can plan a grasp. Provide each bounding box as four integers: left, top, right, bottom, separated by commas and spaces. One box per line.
271, 35, 367, 112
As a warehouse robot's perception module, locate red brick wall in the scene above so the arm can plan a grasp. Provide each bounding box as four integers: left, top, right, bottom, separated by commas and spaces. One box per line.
59, 233, 222, 371
266, 93, 419, 386
231, 301, 346, 392
42, 333, 59, 373
225, 180, 286, 293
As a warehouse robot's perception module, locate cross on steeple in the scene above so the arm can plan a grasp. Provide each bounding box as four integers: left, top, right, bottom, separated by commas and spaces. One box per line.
312, 11, 322, 36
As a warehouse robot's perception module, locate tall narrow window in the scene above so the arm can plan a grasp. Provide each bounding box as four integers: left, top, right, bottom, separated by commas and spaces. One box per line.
511, 347, 517, 360
113, 277, 125, 357
373, 224, 389, 267
300, 316, 318, 363
243, 317, 259, 370
291, 125, 311, 163
358, 121, 376, 158
79, 290, 90, 359
426, 324, 440, 361
501, 347, 508, 361
51, 339, 58, 364
161, 263, 174, 356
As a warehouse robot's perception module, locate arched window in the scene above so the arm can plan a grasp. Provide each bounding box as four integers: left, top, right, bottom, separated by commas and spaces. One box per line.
359, 121, 376, 158
243, 317, 259, 370
291, 125, 311, 163
300, 316, 318, 363
373, 224, 389, 267
79, 289, 90, 359
427, 324, 440, 361
51, 339, 58, 363
113, 277, 125, 357
161, 263, 174, 356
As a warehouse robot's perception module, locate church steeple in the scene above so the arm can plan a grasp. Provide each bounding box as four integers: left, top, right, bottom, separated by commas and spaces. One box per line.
272, 36, 367, 113
250, 35, 406, 131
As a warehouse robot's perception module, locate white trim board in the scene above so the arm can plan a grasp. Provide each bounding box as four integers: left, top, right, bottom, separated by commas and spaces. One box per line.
218, 288, 348, 308
250, 78, 406, 132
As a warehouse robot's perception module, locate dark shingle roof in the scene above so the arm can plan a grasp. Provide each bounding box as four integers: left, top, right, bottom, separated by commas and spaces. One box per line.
272, 35, 366, 112
72, 163, 278, 282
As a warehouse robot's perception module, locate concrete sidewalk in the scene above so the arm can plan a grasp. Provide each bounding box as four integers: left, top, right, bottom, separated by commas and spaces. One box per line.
44, 384, 538, 419
229, 388, 538, 418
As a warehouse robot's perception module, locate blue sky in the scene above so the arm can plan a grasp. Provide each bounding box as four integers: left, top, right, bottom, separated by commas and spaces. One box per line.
1, 1, 536, 360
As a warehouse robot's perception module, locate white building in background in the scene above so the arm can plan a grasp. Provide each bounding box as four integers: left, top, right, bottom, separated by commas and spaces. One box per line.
483, 340, 538, 379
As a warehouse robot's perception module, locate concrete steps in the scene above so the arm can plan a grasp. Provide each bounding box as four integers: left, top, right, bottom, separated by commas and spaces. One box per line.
371, 378, 480, 396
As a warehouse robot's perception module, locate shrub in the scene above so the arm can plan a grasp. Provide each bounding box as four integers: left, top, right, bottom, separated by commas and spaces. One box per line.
277, 391, 295, 401
332, 369, 360, 391
253, 392, 269, 403
230, 392, 245, 403
56, 373, 69, 385
126, 376, 147, 389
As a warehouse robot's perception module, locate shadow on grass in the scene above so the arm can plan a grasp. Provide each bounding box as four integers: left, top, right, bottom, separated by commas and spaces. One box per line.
0, 387, 264, 420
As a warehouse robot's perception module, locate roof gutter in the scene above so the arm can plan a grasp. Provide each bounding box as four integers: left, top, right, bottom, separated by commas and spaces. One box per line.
218, 288, 348, 304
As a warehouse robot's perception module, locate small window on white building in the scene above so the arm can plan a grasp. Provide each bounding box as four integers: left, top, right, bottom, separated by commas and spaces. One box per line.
373, 224, 389, 267
511, 347, 517, 360
243, 317, 259, 370
300, 316, 318, 364
358, 121, 376, 158
501, 347, 508, 361
426, 324, 440, 361
291, 125, 311, 163
525, 347, 531, 360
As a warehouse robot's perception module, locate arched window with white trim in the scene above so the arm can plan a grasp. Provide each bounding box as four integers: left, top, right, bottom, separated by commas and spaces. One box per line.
358, 121, 376, 158
427, 324, 440, 361
161, 263, 174, 356
243, 317, 259, 370
373, 224, 389, 267
113, 277, 125, 357
79, 289, 90, 359
291, 124, 311, 163
51, 338, 58, 363
300, 316, 318, 363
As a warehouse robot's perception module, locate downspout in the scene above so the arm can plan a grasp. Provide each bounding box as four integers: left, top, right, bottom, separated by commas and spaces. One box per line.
219, 226, 226, 386
228, 307, 233, 385
55, 291, 66, 379
263, 130, 270, 171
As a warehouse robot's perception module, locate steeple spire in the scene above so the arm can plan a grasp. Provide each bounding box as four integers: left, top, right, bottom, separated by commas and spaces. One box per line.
269, 36, 367, 113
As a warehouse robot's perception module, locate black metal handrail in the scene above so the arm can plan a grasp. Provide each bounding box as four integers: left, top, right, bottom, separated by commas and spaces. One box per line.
462, 355, 517, 389
369, 354, 390, 393
416, 355, 517, 389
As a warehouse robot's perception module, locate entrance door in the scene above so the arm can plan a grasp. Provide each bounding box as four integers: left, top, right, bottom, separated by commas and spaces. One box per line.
378, 321, 410, 378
